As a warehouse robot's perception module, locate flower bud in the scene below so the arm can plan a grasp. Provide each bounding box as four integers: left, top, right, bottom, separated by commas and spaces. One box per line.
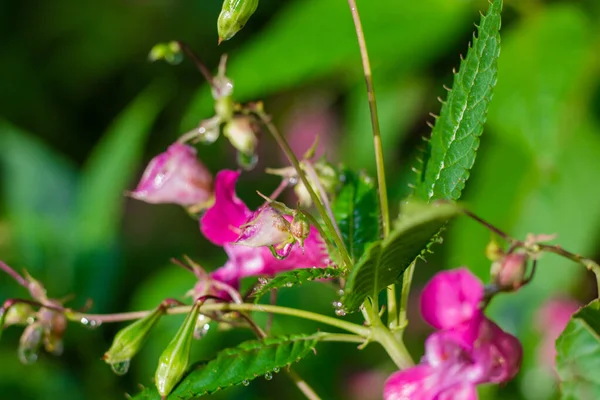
155, 301, 202, 398
3, 303, 34, 328
217, 0, 259, 43
236, 206, 292, 250
130, 143, 213, 207
223, 116, 258, 157
148, 41, 183, 65
18, 322, 44, 365
491, 253, 527, 290
103, 305, 166, 375
290, 212, 310, 247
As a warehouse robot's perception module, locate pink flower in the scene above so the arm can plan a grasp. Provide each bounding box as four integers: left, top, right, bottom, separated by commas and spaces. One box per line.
535, 297, 579, 371
130, 143, 213, 206
420, 268, 484, 330
385, 269, 522, 400
199, 170, 330, 287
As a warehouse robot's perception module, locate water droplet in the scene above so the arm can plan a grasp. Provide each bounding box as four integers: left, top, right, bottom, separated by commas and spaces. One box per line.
285, 282, 293, 288
273, 367, 280, 373
337, 289, 345, 296
18, 347, 38, 365
80, 317, 102, 329
335, 309, 347, 317
258, 277, 268, 285
289, 176, 299, 185
332, 301, 342, 308
110, 360, 131, 376
242, 379, 250, 386
237, 152, 258, 171
264, 372, 273, 380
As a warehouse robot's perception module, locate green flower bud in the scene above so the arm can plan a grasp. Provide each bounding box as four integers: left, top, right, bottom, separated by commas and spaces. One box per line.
148, 42, 183, 65
223, 116, 258, 157
217, 0, 259, 43
290, 212, 310, 247
103, 305, 166, 375
155, 301, 202, 399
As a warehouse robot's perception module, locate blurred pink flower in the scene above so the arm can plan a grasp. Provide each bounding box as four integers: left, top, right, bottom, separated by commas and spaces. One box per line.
535, 297, 579, 371
385, 269, 522, 400
199, 170, 330, 288
130, 143, 213, 206
420, 268, 484, 330
346, 370, 388, 400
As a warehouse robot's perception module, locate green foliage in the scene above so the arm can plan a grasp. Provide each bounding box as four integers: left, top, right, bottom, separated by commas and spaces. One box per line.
556, 300, 600, 400
414, 0, 502, 202
182, 0, 471, 129
251, 268, 342, 302
332, 170, 380, 262
133, 335, 319, 399
341, 201, 459, 312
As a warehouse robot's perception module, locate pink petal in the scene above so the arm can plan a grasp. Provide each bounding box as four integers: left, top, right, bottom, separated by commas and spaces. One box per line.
436, 384, 478, 400
200, 170, 251, 245
236, 206, 291, 248
384, 365, 435, 400
420, 268, 484, 330
130, 143, 213, 206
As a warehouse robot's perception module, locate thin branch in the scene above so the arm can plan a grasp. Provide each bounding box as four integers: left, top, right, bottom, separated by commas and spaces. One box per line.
0, 261, 29, 288
303, 161, 342, 240
175, 41, 214, 85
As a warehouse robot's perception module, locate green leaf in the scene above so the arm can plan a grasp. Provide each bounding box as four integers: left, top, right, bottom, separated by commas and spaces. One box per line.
251, 268, 342, 302
181, 0, 471, 130
556, 300, 600, 400
332, 170, 380, 262
414, 0, 502, 202
341, 201, 459, 312
132, 334, 319, 399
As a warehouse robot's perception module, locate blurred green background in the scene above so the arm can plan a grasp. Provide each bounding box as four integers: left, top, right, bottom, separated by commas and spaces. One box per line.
1, 0, 600, 398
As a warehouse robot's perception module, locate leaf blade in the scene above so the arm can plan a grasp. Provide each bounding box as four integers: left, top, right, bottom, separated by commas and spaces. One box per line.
341, 201, 459, 312
251, 267, 342, 302
132, 335, 319, 399
556, 300, 600, 400
415, 0, 502, 202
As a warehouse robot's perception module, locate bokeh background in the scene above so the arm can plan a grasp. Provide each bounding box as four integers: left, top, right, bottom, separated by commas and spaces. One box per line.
2, 0, 600, 398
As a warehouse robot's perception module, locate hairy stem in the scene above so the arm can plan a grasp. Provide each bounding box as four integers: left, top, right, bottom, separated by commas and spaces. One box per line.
0, 261, 29, 288
253, 108, 353, 269
346, 0, 398, 330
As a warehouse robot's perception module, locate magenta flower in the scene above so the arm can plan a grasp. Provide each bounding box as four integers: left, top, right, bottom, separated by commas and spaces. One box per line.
385, 268, 522, 400
420, 268, 484, 330
130, 143, 213, 206
199, 169, 329, 287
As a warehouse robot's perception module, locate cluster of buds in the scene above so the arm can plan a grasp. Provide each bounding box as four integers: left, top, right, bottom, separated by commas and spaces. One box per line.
385, 269, 522, 399
0, 267, 68, 365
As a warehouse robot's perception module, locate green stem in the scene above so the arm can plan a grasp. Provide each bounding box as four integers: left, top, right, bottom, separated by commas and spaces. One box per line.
286, 369, 322, 400
69, 302, 370, 337
307, 332, 366, 344
253, 108, 353, 269
372, 326, 414, 369
346, 0, 398, 330
397, 260, 416, 336
303, 161, 342, 240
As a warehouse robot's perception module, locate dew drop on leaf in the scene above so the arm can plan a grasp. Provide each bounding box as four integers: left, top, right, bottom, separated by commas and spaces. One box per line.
242, 379, 250, 386
264, 372, 273, 380
273, 367, 280, 373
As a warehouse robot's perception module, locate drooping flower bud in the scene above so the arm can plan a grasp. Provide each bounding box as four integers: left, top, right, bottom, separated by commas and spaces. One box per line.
18, 322, 44, 365
235, 206, 294, 258
290, 212, 310, 248
3, 302, 34, 328
217, 0, 259, 43
490, 253, 528, 290
155, 301, 202, 399
38, 305, 67, 356
130, 143, 213, 207
148, 41, 183, 65
223, 116, 258, 169
103, 305, 166, 375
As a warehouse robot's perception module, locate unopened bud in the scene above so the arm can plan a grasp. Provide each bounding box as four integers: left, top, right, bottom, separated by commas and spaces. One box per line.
223, 116, 258, 156
491, 253, 528, 290
290, 212, 310, 247
103, 305, 166, 374
155, 301, 202, 398
236, 206, 291, 249
217, 0, 259, 43
3, 303, 34, 328
18, 322, 44, 365
148, 42, 183, 65
485, 239, 504, 261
